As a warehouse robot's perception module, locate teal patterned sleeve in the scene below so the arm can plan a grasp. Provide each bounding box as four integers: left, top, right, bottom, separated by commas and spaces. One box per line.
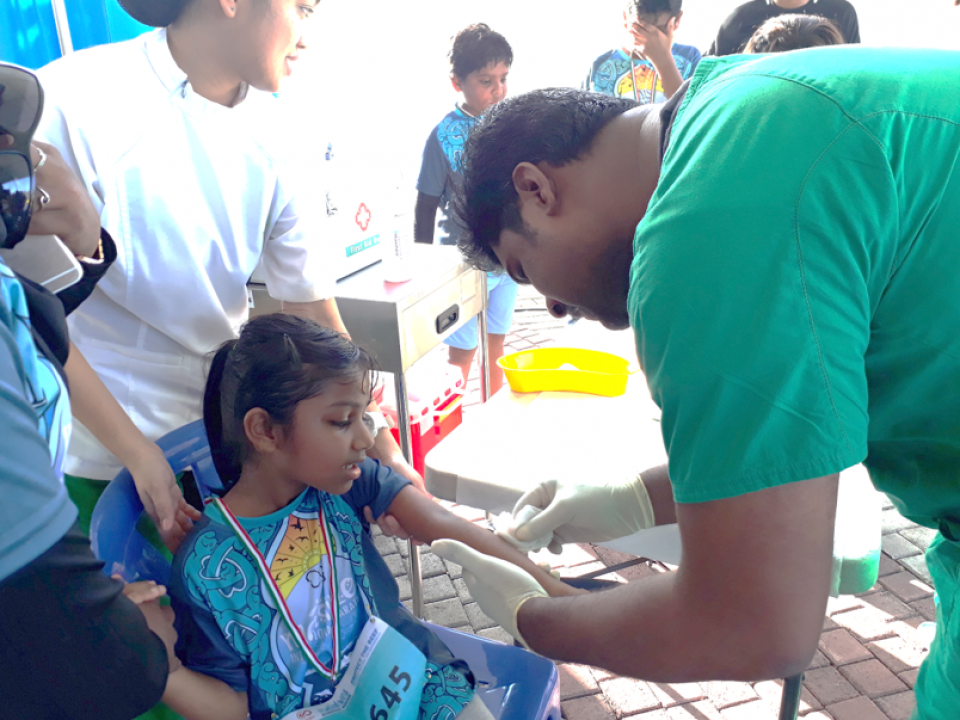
170, 523, 251, 693
419, 662, 476, 720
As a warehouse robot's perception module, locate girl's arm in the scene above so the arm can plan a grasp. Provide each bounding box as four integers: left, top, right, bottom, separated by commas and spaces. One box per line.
119, 581, 248, 720
385, 486, 586, 598
163, 667, 249, 720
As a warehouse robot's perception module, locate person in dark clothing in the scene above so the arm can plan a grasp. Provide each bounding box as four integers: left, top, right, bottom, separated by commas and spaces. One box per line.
0, 62, 177, 720
708, 0, 859, 56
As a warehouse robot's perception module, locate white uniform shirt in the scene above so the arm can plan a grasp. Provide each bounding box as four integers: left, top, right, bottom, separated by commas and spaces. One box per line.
36, 29, 336, 480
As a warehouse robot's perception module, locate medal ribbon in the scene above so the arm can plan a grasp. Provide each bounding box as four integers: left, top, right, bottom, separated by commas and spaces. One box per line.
212, 497, 341, 679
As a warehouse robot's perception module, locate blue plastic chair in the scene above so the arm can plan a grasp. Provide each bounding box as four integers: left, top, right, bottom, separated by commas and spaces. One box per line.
90, 420, 561, 720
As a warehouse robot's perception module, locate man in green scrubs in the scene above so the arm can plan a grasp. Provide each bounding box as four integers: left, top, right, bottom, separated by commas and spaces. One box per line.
431, 47, 960, 718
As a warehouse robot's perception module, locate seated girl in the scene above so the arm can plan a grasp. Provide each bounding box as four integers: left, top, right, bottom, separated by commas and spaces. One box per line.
164, 313, 581, 720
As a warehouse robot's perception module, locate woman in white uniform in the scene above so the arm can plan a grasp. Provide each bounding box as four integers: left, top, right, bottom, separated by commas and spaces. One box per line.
34, 4, 424, 714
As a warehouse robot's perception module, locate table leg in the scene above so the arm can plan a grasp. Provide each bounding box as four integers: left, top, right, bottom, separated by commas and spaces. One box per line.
394, 371, 424, 618
778, 672, 803, 720
478, 273, 491, 403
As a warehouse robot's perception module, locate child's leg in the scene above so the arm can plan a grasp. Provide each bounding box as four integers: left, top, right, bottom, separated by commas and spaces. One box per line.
444, 272, 518, 395
447, 343, 477, 383
485, 333, 507, 394
446, 334, 508, 394
483, 273, 519, 394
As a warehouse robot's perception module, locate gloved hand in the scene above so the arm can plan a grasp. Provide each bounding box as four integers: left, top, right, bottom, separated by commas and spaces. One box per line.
512, 473, 655, 552
431, 539, 547, 649
492, 506, 554, 553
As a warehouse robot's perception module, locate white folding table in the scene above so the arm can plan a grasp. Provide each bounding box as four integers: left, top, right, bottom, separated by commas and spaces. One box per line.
423, 323, 685, 565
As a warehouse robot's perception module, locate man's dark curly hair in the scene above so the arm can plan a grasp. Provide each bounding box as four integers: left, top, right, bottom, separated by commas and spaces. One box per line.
745, 14, 845, 53
449, 23, 513, 81
453, 88, 637, 271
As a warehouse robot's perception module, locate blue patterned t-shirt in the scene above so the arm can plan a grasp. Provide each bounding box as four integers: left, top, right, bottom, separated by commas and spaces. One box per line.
171, 460, 475, 719
584, 45, 702, 104
416, 106, 478, 247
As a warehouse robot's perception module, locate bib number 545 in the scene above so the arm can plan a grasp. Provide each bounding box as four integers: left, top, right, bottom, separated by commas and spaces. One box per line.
369, 666, 413, 719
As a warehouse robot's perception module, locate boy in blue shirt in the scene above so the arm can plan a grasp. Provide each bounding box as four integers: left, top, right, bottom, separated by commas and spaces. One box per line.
414, 24, 518, 393
585, 0, 701, 103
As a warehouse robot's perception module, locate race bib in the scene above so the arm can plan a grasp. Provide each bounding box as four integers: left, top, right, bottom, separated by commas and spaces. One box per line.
282, 617, 428, 720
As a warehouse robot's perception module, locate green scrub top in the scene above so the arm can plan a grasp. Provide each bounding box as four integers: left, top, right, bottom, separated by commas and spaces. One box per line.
628, 47, 960, 720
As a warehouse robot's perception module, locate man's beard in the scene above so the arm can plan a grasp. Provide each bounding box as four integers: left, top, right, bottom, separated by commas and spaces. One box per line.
587, 234, 634, 330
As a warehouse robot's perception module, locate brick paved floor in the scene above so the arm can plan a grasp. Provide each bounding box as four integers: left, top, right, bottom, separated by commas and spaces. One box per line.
390, 285, 934, 719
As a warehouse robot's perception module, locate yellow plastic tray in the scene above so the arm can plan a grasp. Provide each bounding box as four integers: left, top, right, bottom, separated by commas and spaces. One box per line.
497, 347, 630, 396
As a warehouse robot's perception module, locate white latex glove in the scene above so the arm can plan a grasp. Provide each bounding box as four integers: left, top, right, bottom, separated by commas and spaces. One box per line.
512, 474, 655, 552
431, 539, 547, 648
492, 506, 554, 553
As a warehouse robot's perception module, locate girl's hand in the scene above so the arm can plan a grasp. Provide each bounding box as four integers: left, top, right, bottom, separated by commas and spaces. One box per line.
25, 140, 101, 258
130, 442, 203, 553
116, 576, 168, 605
113, 576, 183, 673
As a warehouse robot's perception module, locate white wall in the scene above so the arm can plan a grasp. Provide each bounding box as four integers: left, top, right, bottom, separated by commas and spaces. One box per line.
282, 0, 960, 185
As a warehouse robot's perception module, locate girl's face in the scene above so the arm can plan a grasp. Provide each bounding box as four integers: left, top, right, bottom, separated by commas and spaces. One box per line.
236, 0, 317, 92
275, 375, 376, 495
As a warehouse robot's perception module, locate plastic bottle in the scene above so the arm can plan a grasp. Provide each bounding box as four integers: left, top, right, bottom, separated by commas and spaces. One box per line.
383, 180, 414, 283
831, 464, 882, 596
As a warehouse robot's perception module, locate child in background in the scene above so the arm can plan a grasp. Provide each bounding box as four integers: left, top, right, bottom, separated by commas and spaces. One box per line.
709, 0, 859, 56
414, 24, 517, 394
744, 13, 845, 53
165, 314, 580, 720
584, 0, 700, 103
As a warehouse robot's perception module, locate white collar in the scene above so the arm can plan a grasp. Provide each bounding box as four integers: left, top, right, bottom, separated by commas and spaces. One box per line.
142, 27, 250, 109
143, 28, 188, 95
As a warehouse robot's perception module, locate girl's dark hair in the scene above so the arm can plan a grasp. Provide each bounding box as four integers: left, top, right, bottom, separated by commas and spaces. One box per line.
119, 0, 193, 27
745, 14, 845, 54
449, 23, 513, 80
203, 314, 378, 492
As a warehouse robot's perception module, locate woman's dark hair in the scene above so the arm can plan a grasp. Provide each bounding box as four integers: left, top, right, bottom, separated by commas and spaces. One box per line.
449, 23, 513, 80
453, 88, 637, 271
745, 14, 845, 54
203, 314, 378, 492
119, 0, 193, 27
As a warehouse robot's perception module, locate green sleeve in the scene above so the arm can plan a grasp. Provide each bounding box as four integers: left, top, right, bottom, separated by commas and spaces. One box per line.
629, 68, 895, 503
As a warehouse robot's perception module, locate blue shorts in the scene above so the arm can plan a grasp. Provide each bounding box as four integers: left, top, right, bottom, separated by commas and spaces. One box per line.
444, 272, 519, 351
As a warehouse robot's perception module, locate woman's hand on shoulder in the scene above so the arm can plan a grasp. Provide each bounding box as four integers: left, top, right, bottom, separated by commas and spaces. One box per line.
129, 441, 203, 553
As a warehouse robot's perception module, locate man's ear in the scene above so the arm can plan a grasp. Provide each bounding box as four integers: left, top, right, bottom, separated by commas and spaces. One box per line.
218, 0, 237, 18
244, 408, 281, 454
512, 162, 559, 217
671, 11, 683, 31
450, 74, 463, 93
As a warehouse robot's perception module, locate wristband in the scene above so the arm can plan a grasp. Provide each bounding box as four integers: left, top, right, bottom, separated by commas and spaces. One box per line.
75, 235, 104, 264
